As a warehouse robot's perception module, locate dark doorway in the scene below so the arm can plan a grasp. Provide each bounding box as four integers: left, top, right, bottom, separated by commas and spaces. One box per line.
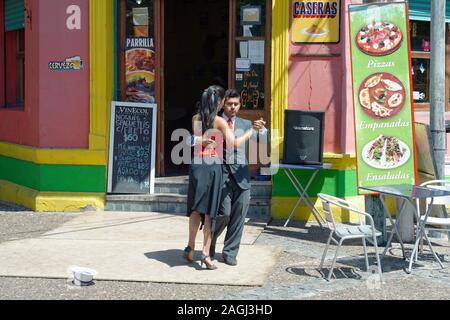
164, 0, 229, 176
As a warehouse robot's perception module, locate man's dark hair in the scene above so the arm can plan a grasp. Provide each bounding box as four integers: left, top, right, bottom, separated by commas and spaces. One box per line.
224, 88, 240, 101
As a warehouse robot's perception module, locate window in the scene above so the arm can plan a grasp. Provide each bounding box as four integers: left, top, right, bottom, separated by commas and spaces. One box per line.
5, 28, 24, 107
410, 20, 431, 108
2, 0, 25, 108
410, 20, 450, 111
231, 0, 270, 111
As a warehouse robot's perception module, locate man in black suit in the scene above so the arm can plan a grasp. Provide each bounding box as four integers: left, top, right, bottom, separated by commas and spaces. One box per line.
210, 89, 267, 266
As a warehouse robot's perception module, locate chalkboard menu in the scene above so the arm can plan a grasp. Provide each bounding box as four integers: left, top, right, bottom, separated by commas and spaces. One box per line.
235, 64, 265, 110
108, 102, 157, 194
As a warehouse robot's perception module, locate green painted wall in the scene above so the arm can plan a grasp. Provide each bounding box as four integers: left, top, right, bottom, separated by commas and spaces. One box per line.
0, 155, 106, 193
273, 169, 358, 198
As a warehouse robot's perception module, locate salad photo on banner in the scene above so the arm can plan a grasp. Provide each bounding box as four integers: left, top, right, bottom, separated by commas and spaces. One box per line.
349, 2, 418, 191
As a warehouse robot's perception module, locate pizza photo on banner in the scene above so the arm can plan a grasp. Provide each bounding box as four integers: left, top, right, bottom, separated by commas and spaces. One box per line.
348, 2, 418, 192
291, 0, 341, 44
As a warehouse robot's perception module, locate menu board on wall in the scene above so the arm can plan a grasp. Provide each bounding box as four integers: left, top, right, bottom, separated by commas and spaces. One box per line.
108, 102, 157, 194
349, 2, 418, 192
291, 0, 341, 44
235, 64, 265, 110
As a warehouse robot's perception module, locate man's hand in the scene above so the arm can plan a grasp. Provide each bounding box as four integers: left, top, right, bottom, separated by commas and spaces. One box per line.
253, 118, 267, 131
201, 138, 216, 149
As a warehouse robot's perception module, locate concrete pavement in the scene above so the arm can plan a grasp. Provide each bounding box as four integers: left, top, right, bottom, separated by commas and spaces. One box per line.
1, 206, 450, 300
0, 211, 281, 286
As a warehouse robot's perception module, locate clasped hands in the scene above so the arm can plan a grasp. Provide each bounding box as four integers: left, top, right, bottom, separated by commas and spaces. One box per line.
200, 118, 266, 148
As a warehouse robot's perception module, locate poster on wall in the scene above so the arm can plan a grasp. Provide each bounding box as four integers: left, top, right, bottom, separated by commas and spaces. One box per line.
125, 4, 156, 104
291, 0, 341, 44
108, 102, 157, 194
349, 2, 418, 192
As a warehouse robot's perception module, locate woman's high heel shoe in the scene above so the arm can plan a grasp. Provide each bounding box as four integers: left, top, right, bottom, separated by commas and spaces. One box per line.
200, 254, 218, 270
183, 246, 194, 263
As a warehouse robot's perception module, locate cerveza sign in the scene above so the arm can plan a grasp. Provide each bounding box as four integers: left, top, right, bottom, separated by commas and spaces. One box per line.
293, 1, 339, 18
48, 56, 83, 71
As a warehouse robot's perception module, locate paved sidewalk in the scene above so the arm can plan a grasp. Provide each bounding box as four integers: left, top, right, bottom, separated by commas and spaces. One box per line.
0, 211, 280, 286
0, 205, 450, 300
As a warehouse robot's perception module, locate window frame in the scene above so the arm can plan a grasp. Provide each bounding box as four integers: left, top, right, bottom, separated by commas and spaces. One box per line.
4, 28, 24, 108
1, 0, 25, 110
229, 0, 272, 123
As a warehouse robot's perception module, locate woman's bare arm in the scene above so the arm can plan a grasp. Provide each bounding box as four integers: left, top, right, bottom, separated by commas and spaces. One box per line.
215, 117, 254, 148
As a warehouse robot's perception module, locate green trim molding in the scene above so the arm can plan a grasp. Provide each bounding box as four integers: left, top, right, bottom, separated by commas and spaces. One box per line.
0, 155, 106, 193
273, 168, 358, 198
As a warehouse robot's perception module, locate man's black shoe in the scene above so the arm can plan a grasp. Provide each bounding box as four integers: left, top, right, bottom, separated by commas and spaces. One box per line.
222, 255, 237, 266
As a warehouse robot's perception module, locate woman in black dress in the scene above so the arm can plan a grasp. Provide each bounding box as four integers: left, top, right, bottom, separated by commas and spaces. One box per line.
184, 85, 255, 270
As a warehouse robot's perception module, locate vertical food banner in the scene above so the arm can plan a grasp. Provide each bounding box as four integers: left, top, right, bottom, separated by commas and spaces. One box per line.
349, 2, 418, 190
125, 3, 156, 103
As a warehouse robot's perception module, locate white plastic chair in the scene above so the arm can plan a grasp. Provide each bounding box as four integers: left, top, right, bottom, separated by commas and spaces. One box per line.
416, 180, 450, 258
318, 194, 383, 281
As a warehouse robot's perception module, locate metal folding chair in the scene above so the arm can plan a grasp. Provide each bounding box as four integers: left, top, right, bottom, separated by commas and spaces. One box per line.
414, 180, 450, 265
318, 193, 383, 281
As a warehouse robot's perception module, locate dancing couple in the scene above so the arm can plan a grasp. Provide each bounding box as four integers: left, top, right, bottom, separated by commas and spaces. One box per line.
183, 85, 267, 270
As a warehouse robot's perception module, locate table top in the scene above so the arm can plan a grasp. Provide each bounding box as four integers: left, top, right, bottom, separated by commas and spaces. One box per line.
359, 184, 450, 200
271, 163, 332, 170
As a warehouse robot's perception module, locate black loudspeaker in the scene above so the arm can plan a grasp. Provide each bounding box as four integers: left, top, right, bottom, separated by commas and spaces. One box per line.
283, 110, 325, 165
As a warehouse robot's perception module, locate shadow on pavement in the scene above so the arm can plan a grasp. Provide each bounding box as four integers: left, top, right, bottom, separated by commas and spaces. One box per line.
286, 266, 363, 280
144, 249, 204, 270
264, 222, 366, 246
0, 201, 29, 212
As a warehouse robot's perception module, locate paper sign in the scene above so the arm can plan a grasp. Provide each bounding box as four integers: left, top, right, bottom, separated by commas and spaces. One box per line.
349, 2, 417, 191
248, 40, 265, 64
240, 41, 249, 58
242, 6, 262, 25
236, 58, 251, 72
133, 7, 149, 26
243, 25, 253, 37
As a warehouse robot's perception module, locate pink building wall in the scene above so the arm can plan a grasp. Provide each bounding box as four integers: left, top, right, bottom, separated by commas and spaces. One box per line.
38, 0, 90, 148
288, 0, 361, 155
414, 113, 450, 165
0, 0, 89, 148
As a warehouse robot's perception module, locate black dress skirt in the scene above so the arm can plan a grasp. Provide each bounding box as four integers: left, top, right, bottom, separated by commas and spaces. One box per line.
186, 157, 224, 232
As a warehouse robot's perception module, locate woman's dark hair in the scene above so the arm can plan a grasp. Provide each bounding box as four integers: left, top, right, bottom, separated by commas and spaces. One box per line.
198, 85, 225, 133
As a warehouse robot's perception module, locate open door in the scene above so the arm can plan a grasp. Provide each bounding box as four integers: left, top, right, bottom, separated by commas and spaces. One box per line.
119, 0, 272, 177
161, 0, 229, 176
